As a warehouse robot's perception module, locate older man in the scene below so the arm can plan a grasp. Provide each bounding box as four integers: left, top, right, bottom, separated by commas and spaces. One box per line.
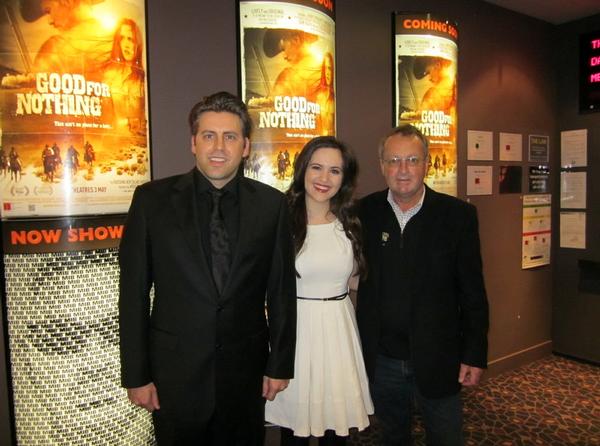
357, 124, 489, 445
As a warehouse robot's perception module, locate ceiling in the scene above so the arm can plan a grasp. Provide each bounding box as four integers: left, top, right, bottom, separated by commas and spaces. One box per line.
483, 0, 600, 25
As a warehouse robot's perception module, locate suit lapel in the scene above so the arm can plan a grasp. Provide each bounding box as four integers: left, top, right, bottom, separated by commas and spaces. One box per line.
170, 170, 219, 300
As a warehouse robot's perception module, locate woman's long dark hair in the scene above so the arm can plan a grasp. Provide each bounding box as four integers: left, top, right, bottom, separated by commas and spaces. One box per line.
286, 136, 366, 278
110, 18, 144, 83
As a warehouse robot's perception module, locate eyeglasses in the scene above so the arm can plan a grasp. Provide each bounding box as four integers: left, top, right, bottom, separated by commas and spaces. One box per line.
380, 155, 423, 167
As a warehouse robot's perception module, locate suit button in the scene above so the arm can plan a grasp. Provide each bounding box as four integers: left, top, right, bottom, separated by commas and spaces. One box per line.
217, 306, 223, 312
216, 343, 222, 350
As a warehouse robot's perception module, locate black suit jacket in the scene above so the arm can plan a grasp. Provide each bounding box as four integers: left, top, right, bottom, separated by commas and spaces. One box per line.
357, 186, 488, 398
118, 170, 296, 432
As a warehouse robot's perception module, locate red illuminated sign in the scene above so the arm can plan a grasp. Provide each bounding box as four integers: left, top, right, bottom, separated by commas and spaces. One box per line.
580, 32, 600, 112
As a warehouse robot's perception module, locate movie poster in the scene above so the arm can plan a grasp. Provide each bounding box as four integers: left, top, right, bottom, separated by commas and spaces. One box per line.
239, 0, 335, 191
0, 0, 150, 218
395, 14, 458, 196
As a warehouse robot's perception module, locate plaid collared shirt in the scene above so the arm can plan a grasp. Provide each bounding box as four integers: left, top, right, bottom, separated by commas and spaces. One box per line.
386, 187, 426, 232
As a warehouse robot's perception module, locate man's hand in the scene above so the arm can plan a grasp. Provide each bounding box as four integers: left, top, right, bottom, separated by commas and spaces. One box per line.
458, 364, 484, 387
262, 376, 289, 401
127, 382, 161, 412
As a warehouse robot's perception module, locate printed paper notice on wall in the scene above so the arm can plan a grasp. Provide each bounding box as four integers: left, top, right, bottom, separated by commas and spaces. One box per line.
499, 132, 522, 161
522, 194, 551, 269
466, 166, 492, 195
560, 129, 587, 168
467, 130, 493, 160
560, 171, 586, 209
528, 135, 549, 163
560, 212, 586, 249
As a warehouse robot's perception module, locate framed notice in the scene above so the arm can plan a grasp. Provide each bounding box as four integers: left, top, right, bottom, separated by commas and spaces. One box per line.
560, 212, 586, 249
0, 0, 151, 218
560, 171, 587, 209
394, 13, 458, 196
239, 0, 336, 191
466, 165, 492, 196
522, 194, 551, 269
561, 129, 587, 168
528, 165, 549, 193
499, 165, 522, 194
499, 132, 522, 161
467, 130, 493, 161
528, 135, 549, 163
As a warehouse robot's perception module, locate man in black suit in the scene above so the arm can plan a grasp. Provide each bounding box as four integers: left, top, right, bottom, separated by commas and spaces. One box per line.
357, 125, 489, 446
119, 91, 296, 445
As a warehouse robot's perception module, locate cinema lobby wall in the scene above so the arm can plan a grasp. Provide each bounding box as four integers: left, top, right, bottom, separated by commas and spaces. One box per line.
1, 0, 598, 443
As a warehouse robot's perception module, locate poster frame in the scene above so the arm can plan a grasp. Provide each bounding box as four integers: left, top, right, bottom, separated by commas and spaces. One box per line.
0, 0, 153, 219
236, 0, 337, 192
392, 11, 459, 197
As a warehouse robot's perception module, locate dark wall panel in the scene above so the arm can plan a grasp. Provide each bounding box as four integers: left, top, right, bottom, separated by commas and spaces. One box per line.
554, 14, 600, 363
146, 0, 240, 179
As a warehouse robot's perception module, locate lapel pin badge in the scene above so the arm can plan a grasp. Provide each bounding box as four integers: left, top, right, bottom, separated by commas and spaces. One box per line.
381, 232, 389, 242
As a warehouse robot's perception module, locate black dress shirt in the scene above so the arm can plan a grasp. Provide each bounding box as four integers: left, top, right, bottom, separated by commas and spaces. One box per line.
193, 169, 240, 269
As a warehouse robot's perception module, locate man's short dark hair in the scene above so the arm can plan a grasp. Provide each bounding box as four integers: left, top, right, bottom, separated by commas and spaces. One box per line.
188, 92, 252, 138
378, 124, 429, 159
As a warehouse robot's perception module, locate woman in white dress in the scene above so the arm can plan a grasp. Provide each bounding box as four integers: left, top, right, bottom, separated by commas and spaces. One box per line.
265, 136, 373, 445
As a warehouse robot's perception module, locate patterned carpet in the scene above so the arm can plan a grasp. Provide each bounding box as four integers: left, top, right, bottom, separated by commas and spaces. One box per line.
346, 355, 600, 446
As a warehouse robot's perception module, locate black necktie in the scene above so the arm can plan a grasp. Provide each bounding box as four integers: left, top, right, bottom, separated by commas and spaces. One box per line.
209, 190, 230, 295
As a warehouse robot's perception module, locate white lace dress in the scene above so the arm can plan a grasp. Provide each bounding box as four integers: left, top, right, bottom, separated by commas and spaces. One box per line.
265, 220, 373, 437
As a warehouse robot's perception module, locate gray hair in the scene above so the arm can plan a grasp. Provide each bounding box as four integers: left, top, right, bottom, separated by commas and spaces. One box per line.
378, 124, 429, 159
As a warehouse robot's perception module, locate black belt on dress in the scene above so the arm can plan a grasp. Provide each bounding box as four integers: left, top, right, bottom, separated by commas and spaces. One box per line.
296, 291, 348, 301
